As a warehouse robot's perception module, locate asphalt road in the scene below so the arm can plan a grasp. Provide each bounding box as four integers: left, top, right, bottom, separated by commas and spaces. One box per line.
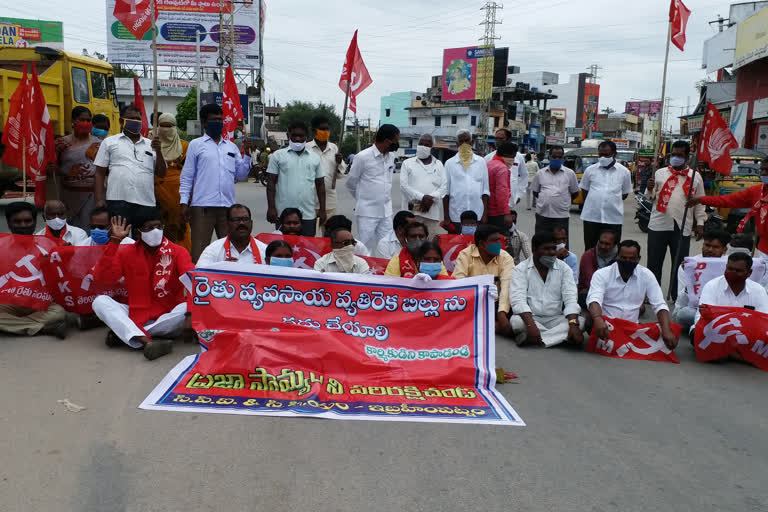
1, 176, 767, 512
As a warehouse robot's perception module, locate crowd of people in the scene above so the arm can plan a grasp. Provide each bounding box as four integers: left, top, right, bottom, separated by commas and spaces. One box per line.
3, 103, 768, 365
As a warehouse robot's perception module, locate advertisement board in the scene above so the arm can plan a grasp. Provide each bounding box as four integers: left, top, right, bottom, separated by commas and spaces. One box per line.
441, 46, 494, 102
734, 8, 768, 69
754, 98, 768, 119
566, 126, 583, 138
106, 0, 261, 69
729, 102, 749, 146
550, 108, 566, 120
625, 100, 662, 120
0, 17, 63, 49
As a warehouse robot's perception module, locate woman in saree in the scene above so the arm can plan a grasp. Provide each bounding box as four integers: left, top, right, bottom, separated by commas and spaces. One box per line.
154, 113, 191, 250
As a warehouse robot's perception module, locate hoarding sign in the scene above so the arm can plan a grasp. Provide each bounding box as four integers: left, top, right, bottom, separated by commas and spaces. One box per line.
566, 127, 583, 137
0, 18, 63, 49
441, 46, 494, 102
106, 0, 261, 69
612, 139, 630, 149
753, 98, 768, 119
550, 108, 566, 120
734, 8, 768, 69
625, 100, 662, 120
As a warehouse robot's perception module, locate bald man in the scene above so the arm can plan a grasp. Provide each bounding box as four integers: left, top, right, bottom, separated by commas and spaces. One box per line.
34, 200, 89, 246
400, 134, 447, 235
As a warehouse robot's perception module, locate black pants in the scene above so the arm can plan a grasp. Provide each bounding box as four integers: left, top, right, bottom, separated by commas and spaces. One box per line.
535, 215, 569, 239
583, 221, 622, 251
107, 200, 156, 230
647, 227, 690, 302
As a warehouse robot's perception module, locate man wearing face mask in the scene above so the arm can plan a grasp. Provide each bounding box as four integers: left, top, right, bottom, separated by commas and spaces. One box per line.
35, 200, 89, 246
453, 224, 515, 335
578, 229, 618, 308
307, 116, 345, 232
77, 206, 134, 246
196, 204, 267, 267
376, 210, 416, 259
93, 104, 166, 229
579, 140, 633, 250
91, 211, 194, 360
485, 129, 527, 208
645, 140, 705, 301
91, 114, 110, 139
180, 103, 253, 262
509, 232, 583, 347
400, 134, 447, 236
503, 210, 531, 265
347, 124, 400, 251
532, 146, 580, 238
587, 240, 678, 350
459, 210, 479, 235
444, 129, 490, 231
486, 143, 517, 227
314, 228, 370, 274
384, 222, 447, 277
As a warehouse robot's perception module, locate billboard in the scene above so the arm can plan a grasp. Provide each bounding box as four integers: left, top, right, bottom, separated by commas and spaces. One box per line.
734, 7, 768, 69
441, 46, 494, 102
582, 82, 599, 133
0, 18, 63, 49
625, 100, 662, 120
493, 47, 508, 87
106, 0, 261, 69
550, 108, 566, 120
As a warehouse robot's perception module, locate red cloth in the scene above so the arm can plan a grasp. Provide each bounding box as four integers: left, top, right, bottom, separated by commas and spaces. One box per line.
398, 247, 418, 278
487, 155, 511, 217
702, 184, 768, 253
94, 238, 194, 326
578, 247, 599, 293
655, 166, 692, 214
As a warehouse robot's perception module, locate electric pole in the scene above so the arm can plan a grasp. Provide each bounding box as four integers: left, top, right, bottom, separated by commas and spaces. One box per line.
477, 1, 502, 153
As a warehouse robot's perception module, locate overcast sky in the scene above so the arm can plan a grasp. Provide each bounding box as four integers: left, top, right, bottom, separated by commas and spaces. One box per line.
4, 0, 734, 130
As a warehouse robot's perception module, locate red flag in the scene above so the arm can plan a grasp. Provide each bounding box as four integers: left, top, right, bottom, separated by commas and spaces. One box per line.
697, 102, 738, 176
113, 0, 158, 40
694, 305, 768, 371
25, 65, 55, 208
587, 317, 682, 363
133, 77, 150, 138
669, 0, 691, 51
1, 64, 27, 171
436, 234, 475, 273
359, 256, 389, 275
222, 66, 244, 141
0, 234, 59, 310
338, 30, 372, 114
255, 234, 331, 270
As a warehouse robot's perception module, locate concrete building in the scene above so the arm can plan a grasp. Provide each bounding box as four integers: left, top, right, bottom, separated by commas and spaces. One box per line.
545, 73, 600, 139
380, 91, 421, 128
597, 113, 644, 149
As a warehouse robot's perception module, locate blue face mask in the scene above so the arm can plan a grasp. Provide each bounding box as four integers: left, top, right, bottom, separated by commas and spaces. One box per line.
90, 228, 109, 245
123, 119, 142, 135
206, 121, 224, 139
461, 225, 477, 235
549, 158, 563, 169
92, 127, 109, 138
419, 261, 442, 278
486, 242, 502, 255
270, 257, 294, 267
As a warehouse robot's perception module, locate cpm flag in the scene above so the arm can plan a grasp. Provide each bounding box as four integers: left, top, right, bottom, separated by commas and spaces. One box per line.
437, 234, 475, 273
222, 66, 244, 141
338, 30, 372, 114
697, 102, 738, 175
669, 0, 691, 51
25, 64, 56, 208
587, 317, 682, 363
694, 305, 768, 371
113, 0, 158, 41
1, 64, 27, 172
133, 77, 150, 137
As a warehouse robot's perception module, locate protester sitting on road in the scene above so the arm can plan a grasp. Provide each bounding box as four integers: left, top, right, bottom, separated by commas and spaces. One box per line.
385, 222, 447, 278
78, 206, 134, 246
272, 208, 303, 236
453, 224, 515, 335
197, 204, 267, 267
587, 240, 678, 350
459, 210, 479, 235
92, 211, 194, 360
673, 230, 730, 332
376, 210, 416, 259
314, 227, 371, 274
504, 210, 530, 265
265, 240, 294, 267
415, 241, 453, 280
0, 202, 68, 339
553, 226, 578, 283
509, 232, 584, 347
323, 214, 371, 256
578, 229, 618, 308
35, 200, 89, 246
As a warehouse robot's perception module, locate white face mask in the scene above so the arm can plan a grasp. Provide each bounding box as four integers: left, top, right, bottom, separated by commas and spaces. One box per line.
416, 145, 431, 159
289, 141, 305, 152
141, 228, 164, 247
598, 156, 614, 168
332, 244, 357, 273
46, 217, 67, 231
669, 156, 686, 168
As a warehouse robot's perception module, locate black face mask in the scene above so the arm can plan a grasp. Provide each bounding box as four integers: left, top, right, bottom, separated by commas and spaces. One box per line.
206, 121, 224, 139
388, 140, 400, 152
12, 226, 35, 235
617, 260, 638, 276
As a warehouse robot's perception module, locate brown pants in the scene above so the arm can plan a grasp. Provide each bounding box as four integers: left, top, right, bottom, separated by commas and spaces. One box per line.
190, 206, 230, 262
0, 303, 66, 336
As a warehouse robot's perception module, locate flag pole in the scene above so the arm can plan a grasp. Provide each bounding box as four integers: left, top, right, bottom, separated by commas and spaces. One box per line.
151, 0, 159, 138
654, 19, 672, 170
334, 81, 350, 191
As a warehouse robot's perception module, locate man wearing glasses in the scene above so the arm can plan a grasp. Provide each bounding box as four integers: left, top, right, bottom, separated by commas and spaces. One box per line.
196, 204, 267, 267
314, 227, 370, 274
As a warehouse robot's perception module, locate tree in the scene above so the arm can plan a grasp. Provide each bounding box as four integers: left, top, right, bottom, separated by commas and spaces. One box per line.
279, 101, 343, 142
113, 65, 138, 78
176, 88, 198, 137
602, 106, 615, 115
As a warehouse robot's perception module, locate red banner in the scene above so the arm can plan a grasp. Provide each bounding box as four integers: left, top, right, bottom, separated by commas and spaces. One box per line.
437, 234, 474, 273
0, 234, 57, 310
694, 305, 768, 371
255, 233, 331, 270
140, 267, 522, 425
360, 256, 389, 275
587, 317, 682, 363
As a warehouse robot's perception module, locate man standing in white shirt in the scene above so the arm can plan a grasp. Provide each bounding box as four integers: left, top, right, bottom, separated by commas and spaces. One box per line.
346, 124, 400, 251
400, 134, 447, 236
485, 129, 527, 208
587, 240, 678, 349
579, 140, 633, 250
34, 200, 89, 246
197, 204, 267, 267
525, 153, 539, 210
444, 129, 490, 229
307, 116, 346, 232
645, 140, 705, 301
532, 146, 580, 238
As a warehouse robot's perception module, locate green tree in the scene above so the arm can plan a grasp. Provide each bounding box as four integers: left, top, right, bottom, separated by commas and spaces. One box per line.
176, 88, 198, 137
279, 101, 343, 142
113, 65, 138, 78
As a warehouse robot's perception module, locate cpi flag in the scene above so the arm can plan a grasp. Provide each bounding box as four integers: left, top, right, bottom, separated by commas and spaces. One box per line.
697, 102, 738, 175
113, 0, 158, 40
140, 265, 523, 425
255, 233, 331, 270
587, 317, 682, 363
25, 65, 55, 207
669, 0, 691, 51
222, 66, 244, 141
338, 30, 372, 114
0, 234, 58, 311
694, 305, 768, 371
132, 77, 150, 138
1, 64, 27, 171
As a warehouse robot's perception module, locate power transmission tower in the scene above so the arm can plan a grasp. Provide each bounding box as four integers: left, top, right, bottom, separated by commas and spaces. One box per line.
476, 1, 502, 152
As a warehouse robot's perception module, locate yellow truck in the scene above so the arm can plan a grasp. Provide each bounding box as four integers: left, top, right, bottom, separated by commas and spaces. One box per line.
0, 46, 120, 196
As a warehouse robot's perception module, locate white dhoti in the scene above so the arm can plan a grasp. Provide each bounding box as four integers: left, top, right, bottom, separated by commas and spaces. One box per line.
92, 295, 187, 349
510, 314, 585, 347
356, 215, 393, 251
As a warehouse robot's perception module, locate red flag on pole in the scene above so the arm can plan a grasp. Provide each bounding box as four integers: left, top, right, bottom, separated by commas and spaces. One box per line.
113, 0, 158, 40
1, 64, 28, 171
222, 66, 244, 141
24, 65, 56, 207
132, 77, 150, 138
697, 102, 738, 175
338, 30, 372, 114
669, 0, 691, 51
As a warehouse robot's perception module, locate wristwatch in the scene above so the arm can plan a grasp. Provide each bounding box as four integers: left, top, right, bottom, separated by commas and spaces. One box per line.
568, 318, 579, 326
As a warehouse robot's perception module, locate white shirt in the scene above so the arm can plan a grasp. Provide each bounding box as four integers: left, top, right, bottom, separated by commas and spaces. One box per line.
306, 139, 346, 211
93, 133, 158, 206
400, 156, 447, 221
485, 151, 527, 206
77, 236, 134, 246
35, 224, 89, 246
509, 257, 581, 318
579, 161, 633, 224
587, 262, 668, 323
647, 166, 707, 236
376, 230, 402, 259
313, 252, 371, 274
444, 153, 490, 222
696, 275, 768, 325
354, 239, 371, 257
346, 145, 395, 217
196, 236, 268, 268
532, 166, 580, 219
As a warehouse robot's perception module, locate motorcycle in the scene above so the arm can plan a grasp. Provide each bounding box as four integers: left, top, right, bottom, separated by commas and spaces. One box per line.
634, 193, 652, 233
